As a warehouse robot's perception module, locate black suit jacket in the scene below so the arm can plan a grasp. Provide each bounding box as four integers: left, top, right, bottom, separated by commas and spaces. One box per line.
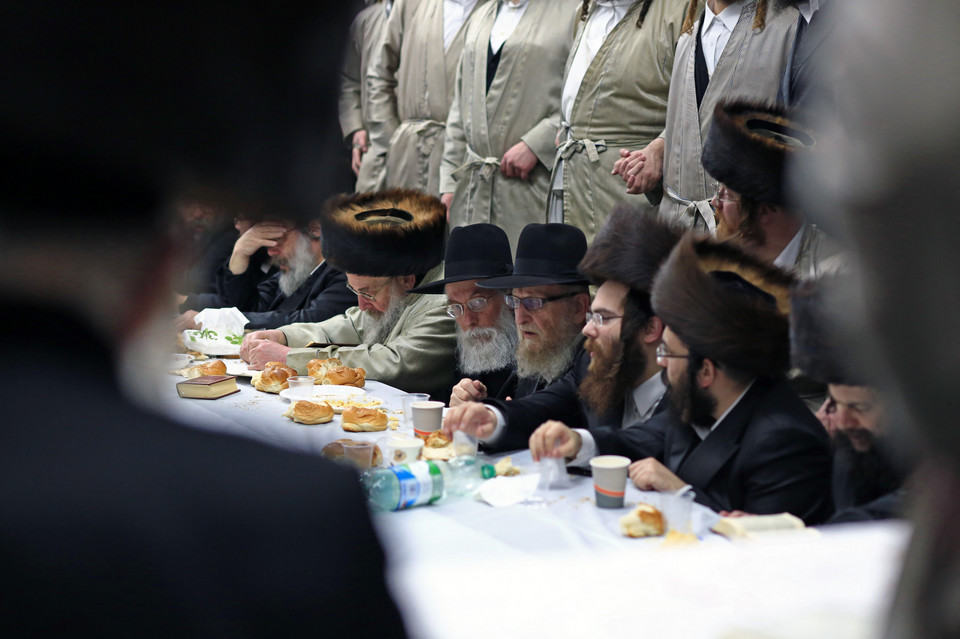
591, 377, 833, 524
222, 261, 355, 330
0, 305, 406, 637
827, 443, 908, 524
779, 1, 835, 112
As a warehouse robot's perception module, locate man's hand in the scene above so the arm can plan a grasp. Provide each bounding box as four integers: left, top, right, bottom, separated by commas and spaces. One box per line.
628, 457, 686, 493
228, 222, 288, 275
240, 329, 287, 362
442, 401, 497, 440
529, 420, 581, 462
242, 340, 292, 370
500, 141, 539, 181
449, 378, 487, 407
815, 397, 838, 438
440, 192, 454, 222
351, 129, 369, 176
174, 310, 200, 331
612, 139, 664, 195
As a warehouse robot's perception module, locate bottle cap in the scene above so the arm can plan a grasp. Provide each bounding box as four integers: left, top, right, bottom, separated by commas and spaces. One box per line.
481, 465, 496, 480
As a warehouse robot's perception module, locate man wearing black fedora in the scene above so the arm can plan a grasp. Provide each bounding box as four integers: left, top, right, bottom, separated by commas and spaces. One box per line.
409, 224, 519, 404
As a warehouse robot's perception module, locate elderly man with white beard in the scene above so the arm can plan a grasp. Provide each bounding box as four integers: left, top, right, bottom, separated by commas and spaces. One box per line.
240, 190, 458, 401
410, 223, 519, 405
174, 218, 355, 330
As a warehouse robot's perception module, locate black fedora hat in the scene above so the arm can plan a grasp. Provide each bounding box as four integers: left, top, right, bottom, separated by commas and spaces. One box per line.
409, 224, 513, 294
478, 223, 588, 289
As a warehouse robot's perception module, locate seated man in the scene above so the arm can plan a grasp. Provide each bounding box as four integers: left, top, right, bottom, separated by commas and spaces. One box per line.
700, 100, 847, 279
240, 190, 457, 401
175, 218, 354, 330
444, 209, 683, 452
791, 277, 914, 523
531, 235, 833, 524
408, 224, 518, 404
467, 223, 591, 400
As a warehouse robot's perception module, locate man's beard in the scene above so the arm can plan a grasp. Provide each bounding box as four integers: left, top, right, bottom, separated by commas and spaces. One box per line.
363, 285, 407, 345
833, 429, 905, 501
769, 0, 802, 11
715, 209, 766, 248
663, 365, 716, 428
457, 306, 518, 375
515, 314, 583, 384
578, 333, 648, 417
273, 234, 316, 297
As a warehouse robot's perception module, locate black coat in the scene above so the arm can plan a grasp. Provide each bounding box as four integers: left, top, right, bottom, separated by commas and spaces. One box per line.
779, 1, 835, 112
0, 305, 407, 638
180, 248, 275, 313
221, 261, 355, 330
591, 376, 834, 524
827, 443, 908, 524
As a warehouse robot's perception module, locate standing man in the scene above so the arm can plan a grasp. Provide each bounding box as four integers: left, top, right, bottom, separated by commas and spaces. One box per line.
340, 0, 394, 191
774, 0, 834, 114
440, 0, 579, 249
366, 0, 489, 195
550, 0, 692, 243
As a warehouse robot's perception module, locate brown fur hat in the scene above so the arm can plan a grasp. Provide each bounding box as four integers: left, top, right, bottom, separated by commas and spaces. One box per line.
701, 100, 815, 205
579, 207, 684, 304
790, 276, 868, 386
320, 189, 446, 276
652, 234, 797, 377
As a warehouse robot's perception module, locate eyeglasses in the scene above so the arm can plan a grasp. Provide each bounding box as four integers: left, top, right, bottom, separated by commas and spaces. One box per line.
584, 312, 622, 327
712, 184, 741, 205
346, 278, 391, 301
655, 343, 692, 362
504, 291, 579, 312
445, 295, 492, 319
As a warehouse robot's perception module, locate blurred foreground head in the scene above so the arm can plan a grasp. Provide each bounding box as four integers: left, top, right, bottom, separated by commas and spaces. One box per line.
0, 2, 353, 341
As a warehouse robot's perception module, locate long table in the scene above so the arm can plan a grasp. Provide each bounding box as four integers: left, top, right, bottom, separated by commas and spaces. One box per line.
154, 364, 910, 638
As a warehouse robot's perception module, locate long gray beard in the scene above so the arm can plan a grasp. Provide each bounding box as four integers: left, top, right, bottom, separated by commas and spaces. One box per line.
363, 290, 407, 345
276, 234, 316, 297
516, 330, 581, 384
457, 307, 518, 375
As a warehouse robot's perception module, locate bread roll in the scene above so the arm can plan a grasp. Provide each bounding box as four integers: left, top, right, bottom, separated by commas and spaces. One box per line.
421, 431, 454, 461
306, 357, 342, 380
182, 359, 227, 379
619, 503, 665, 538
341, 406, 388, 432
321, 439, 383, 466
282, 400, 334, 425
253, 362, 298, 393
322, 366, 365, 387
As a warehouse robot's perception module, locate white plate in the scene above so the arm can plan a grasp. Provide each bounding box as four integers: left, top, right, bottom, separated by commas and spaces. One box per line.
223, 359, 256, 378
279, 385, 366, 402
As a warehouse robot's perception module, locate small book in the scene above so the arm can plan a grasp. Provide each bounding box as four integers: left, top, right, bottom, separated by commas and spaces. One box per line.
176, 375, 239, 399
711, 512, 809, 540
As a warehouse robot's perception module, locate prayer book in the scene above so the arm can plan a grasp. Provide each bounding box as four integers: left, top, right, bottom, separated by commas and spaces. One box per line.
176, 375, 240, 399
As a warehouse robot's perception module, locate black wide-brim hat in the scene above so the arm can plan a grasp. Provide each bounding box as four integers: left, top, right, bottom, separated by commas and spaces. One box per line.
701, 100, 815, 206
320, 189, 446, 277
409, 223, 513, 294
478, 223, 588, 289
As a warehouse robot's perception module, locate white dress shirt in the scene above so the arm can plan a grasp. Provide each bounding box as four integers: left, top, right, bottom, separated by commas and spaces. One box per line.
773, 224, 806, 272
796, 0, 820, 24
700, 0, 746, 76
444, 0, 480, 50
490, 0, 530, 54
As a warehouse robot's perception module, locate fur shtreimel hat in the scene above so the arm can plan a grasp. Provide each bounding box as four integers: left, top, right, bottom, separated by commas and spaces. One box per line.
579, 207, 684, 308
790, 276, 868, 386
701, 100, 815, 206
320, 189, 446, 277
652, 234, 797, 377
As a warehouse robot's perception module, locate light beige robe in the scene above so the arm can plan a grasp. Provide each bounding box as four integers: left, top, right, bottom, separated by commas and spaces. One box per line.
279, 265, 457, 401
366, 0, 489, 195
794, 223, 848, 280
659, 2, 798, 230
340, 3, 391, 192
440, 0, 579, 250
555, 0, 690, 243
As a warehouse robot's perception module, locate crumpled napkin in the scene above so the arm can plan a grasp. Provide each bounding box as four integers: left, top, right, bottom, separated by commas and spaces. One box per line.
476, 474, 540, 508
183, 307, 248, 355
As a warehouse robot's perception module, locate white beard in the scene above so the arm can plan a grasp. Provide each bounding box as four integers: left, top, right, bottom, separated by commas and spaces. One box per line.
515, 314, 583, 384
363, 287, 407, 345
456, 306, 518, 374
275, 234, 316, 297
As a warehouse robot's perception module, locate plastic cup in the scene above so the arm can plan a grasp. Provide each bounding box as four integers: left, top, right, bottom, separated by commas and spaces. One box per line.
589, 455, 631, 508
286, 376, 314, 391
341, 441, 375, 470
452, 430, 478, 457
411, 400, 444, 438
401, 393, 430, 430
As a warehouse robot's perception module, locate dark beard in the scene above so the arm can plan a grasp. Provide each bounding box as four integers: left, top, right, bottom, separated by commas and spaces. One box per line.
663, 365, 716, 428
770, 0, 802, 10
579, 335, 648, 418
833, 429, 905, 502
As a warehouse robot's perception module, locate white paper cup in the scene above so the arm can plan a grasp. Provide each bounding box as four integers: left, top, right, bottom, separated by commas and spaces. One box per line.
411, 400, 444, 437
589, 455, 630, 508
383, 435, 424, 465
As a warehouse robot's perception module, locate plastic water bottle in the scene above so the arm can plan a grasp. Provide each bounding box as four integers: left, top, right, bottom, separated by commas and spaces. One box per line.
362, 456, 496, 511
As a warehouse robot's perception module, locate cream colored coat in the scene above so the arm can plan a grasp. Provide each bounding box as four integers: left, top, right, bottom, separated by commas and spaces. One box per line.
280, 265, 457, 400
366, 0, 489, 195
340, 3, 391, 191
794, 223, 848, 280
658, 2, 798, 230
555, 0, 690, 243
440, 0, 579, 250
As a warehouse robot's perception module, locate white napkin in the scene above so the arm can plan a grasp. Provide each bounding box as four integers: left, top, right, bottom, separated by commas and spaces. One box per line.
477, 474, 540, 508
183, 307, 249, 355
